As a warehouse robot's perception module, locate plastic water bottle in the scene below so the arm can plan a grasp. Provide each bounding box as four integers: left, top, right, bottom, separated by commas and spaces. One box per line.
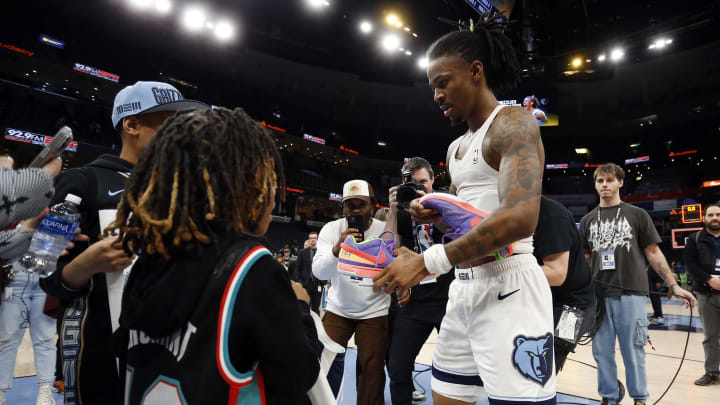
20, 194, 82, 275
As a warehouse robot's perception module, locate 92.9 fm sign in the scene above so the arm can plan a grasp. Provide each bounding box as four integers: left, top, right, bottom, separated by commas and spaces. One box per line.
73, 62, 119, 83
4, 128, 78, 152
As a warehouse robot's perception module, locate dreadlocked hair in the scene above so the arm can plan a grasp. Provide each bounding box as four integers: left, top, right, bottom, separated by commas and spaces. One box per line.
104, 107, 285, 260
428, 10, 521, 93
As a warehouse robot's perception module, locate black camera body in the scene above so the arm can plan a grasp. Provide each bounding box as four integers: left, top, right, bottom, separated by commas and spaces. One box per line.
396, 170, 423, 209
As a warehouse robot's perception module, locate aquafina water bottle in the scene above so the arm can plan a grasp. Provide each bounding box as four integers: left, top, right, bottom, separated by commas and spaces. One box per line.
20, 194, 82, 275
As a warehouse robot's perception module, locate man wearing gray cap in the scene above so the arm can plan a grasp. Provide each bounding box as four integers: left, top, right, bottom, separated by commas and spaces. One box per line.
40, 81, 207, 405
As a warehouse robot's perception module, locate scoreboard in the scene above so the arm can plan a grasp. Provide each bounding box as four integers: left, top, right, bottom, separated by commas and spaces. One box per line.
681, 204, 702, 224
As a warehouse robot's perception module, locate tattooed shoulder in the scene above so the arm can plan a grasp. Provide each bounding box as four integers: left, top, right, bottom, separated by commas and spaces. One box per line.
490, 107, 540, 153
489, 106, 544, 208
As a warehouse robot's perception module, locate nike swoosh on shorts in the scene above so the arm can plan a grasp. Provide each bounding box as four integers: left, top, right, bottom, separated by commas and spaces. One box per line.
498, 289, 520, 300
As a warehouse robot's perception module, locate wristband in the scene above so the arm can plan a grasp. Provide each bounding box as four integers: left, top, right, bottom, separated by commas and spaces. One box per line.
423, 244, 453, 275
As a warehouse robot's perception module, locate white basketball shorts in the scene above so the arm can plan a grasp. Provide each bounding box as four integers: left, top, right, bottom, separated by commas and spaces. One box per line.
431, 254, 557, 404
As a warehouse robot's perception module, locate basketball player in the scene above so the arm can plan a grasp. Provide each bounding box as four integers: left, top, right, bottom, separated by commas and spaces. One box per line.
523, 96, 548, 124
374, 11, 556, 405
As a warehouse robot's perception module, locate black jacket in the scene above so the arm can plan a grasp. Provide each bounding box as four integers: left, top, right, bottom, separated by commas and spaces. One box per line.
39, 154, 133, 405
292, 247, 318, 286
684, 228, 720, 295
118, 233, 320, 405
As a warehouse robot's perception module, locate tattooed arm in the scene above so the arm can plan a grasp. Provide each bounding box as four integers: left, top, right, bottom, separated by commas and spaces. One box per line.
645, 243, 697, 306
444, 107, 544, 266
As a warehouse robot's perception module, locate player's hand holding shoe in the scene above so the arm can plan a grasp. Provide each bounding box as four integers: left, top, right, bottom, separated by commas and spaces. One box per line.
373, 246, 429, 294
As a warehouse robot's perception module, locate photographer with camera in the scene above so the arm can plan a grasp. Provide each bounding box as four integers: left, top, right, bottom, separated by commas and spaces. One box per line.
385, 158, 454, 405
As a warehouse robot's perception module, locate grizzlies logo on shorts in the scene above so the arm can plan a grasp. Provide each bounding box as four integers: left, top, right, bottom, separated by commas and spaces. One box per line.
512, 333, 553, 386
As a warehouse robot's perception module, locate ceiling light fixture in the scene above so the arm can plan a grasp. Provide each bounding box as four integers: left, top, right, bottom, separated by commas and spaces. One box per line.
154, 0, 172, 13
381, 34, 400, 52
359, 21, 372, 34
129, 0, 153, 9
214, 21, 235, 41
306, 0, 330, 8
181, 6, 206, 31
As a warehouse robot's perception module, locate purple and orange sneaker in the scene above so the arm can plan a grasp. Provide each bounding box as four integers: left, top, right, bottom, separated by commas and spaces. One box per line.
418, 193, 515, 261
338, 231, 397, 286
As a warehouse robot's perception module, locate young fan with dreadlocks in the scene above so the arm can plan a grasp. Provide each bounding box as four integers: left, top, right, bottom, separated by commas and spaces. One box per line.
39, 81, 208, 405
107, 107, 321, 404
374, 11, 556, 404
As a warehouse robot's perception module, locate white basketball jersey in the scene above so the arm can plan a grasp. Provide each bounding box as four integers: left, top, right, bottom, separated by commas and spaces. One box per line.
447, 104, 533, 254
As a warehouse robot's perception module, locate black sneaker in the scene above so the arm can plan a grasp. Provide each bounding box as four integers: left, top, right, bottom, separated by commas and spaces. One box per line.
694, 374, 720, 386
600, 380, 624, 405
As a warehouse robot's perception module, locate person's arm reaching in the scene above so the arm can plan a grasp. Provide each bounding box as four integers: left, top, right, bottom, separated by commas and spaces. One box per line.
542, 251, 569, 286
312, 222, 340, 281
374, 108, 544, 291
645, 243, 697, 307
60, 237, 133, 289
384, 186, 402, 244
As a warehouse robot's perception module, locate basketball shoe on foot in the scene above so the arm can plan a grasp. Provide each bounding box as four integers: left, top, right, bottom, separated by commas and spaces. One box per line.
52, 380, 64, 393
338, 231, 396, 286
412, 390, 427, 403
36, 384, 56, 405
418, 193, 514, 260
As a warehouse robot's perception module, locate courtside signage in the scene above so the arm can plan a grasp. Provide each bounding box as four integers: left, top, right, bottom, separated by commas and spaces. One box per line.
5, 128, 78, 152
73, 62, 119, 83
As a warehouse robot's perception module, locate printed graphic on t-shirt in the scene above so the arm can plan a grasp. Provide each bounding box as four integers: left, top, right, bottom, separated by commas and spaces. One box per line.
415, 224, 433, 252
588, 216, 634, 252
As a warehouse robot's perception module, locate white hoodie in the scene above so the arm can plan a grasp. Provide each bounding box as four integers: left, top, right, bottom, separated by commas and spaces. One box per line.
312, 217, 389, 319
